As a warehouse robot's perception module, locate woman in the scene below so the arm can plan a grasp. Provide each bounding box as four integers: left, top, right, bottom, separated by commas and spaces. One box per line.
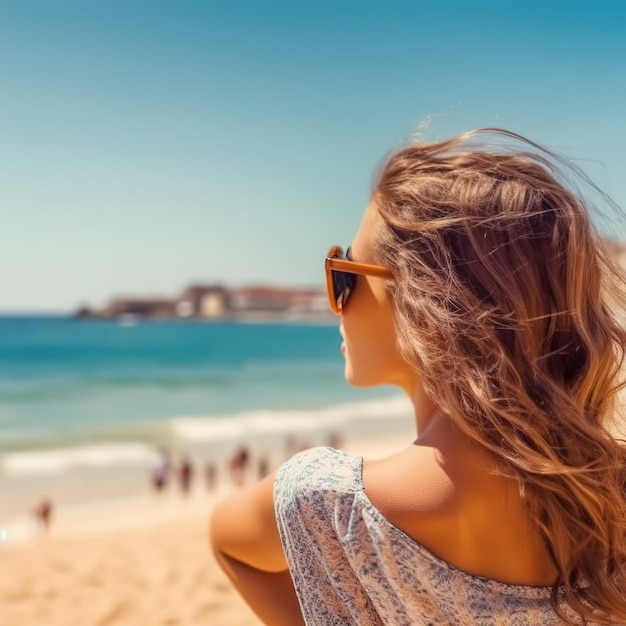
210, 129, 626, 625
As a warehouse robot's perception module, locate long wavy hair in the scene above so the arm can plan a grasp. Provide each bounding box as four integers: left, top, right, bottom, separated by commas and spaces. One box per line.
373, 128, 626, 623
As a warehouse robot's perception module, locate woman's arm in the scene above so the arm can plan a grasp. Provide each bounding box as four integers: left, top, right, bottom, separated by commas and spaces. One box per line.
212, 551, 304, 625
209, 470, 305, 626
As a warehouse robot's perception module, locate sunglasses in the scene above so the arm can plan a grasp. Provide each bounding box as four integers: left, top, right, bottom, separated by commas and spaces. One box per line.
325, 245, 392, 315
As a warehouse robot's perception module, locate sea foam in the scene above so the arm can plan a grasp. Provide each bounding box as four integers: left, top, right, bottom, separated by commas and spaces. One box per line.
0, 395, 413, 476
170, 395, 413, 442
2, 443, 156, 476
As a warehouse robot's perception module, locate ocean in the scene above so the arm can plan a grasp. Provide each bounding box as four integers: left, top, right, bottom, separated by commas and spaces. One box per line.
0, 316, 413, 522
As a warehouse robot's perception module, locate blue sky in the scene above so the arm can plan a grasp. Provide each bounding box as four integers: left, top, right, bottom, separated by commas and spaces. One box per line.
2, 0, 625, 312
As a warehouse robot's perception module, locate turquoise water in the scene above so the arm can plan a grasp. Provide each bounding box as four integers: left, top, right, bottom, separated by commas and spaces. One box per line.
0, 316, 415, 524
0, 316, 405, 462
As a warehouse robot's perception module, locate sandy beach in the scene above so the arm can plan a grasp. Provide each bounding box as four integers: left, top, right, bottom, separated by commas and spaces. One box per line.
0, 430, 413, 626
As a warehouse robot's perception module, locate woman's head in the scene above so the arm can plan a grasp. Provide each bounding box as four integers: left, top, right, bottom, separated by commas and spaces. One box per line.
363, 128, 626, 622
327, 204, 417, 390
372, 129, 621, 414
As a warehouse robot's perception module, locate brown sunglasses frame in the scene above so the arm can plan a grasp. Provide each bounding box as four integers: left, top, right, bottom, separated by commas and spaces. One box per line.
325, 246, 392, 315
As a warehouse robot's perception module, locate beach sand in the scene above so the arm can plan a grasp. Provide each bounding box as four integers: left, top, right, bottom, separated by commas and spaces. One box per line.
1, 504, 248, 626
0, 430, 413, 626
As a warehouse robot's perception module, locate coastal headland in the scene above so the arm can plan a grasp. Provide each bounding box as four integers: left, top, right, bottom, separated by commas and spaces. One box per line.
75, 283, 335, 324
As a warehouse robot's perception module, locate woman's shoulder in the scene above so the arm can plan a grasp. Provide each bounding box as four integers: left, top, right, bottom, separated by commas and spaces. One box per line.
273, 446, 370, 547
362, 440, 559, 588
362, 443, 459, 520
274, 446, 363, 498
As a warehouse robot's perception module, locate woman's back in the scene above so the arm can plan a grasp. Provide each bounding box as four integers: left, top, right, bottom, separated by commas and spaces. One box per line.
274, 445, 580, 625
362, 415, 559, 589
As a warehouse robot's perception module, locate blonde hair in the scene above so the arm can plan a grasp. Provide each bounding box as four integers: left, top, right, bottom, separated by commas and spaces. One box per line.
374, 129, 626, 623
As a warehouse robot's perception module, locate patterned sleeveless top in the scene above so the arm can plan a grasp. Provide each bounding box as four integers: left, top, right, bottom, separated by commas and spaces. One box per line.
274, 446, 583, 625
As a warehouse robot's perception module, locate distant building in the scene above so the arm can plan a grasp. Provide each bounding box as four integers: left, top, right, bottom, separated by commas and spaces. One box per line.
176, 284, 230, 319
230, 286, 293, 313
229, 286, 326, 317
284, 289, 329, 315
74, 284, 331, 322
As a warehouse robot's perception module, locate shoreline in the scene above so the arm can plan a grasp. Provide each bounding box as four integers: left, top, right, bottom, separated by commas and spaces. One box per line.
0, 395, 415, 521
0, 423, 415, 549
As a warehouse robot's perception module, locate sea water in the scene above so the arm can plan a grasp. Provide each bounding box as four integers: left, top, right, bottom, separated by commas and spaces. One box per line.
0, 316, 412, 521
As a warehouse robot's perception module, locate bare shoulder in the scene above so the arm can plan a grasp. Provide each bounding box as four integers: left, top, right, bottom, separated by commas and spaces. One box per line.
362, 418, 486, 521
361, 443, 474, 576
361, 425, 557, 586
362, 443, 462, 523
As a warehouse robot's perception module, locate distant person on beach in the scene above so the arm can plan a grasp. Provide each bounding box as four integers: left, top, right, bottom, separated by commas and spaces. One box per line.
257, 454, 270, 480
327, 431, 343, 450
177, 455, 195, 496
204, 461, 218, 491
228, 446, 250, 488
211, 129, 626, 624
32, 497, 53, 531
151, 447, 171, 493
